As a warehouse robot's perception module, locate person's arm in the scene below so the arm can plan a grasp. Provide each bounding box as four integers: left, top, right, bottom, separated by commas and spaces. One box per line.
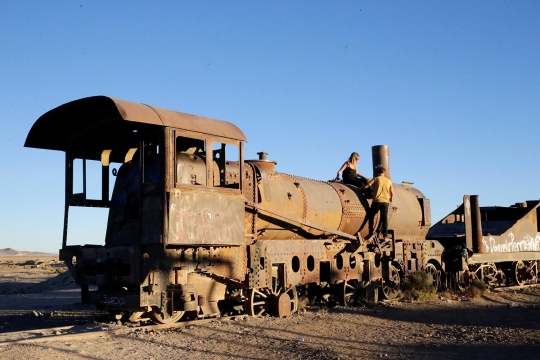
336, 162, 347, 179
357, 171, 369, 180
389, 185, 394, 202
359, 178, 375, 190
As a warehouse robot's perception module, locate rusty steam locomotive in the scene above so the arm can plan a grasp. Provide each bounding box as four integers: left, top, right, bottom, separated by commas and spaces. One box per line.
25, 96, 540, 324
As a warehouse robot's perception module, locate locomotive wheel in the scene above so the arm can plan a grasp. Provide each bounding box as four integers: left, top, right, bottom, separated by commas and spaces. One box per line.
306, 282, 332, 304
381, 264, 402, 300
512, 261, 527, 286
220, 288, 246, 316
482, 263, 505, 287
148, 309, 185, 324
424, 263, 440, 290
246, 284, 298, 317
337, 279, 359, 306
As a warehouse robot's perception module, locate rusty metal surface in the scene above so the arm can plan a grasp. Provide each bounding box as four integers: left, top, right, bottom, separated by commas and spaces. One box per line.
162, 247, 248, 283
246, 200, 357, 240
371, 145, 390, 179
246, 152, 429, 242
250, 172, 429, 242
186, 273, 225, 315
247, 239, 372, 289
387, 183, 430, 241
327, 182, 368, 236
204, 246, 248, 281
176, 153, 208, 186
469, 195, 483, 253
167, 188, 246, 246
242, 162, 258, 240
25, 96, 246, 154
253, 168, 344, 240
60, 245, 144, 287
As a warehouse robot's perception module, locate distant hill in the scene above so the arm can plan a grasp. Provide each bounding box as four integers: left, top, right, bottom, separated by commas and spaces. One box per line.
0, 248, 56, 257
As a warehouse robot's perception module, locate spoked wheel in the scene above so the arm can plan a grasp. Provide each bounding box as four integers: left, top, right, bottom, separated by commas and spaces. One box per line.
512, 261, 528, 286
148, 309, 185, 324
381, 264, 402, 300
483, 263, 505, 287
337, 279, 359, 306
220, 287, 246, 316
307, 282, 332, 304
246, 282, 298, 317
424, 263, 441, 290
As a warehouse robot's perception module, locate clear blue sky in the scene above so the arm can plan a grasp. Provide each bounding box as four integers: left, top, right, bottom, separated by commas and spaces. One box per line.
1, 1, 539, 253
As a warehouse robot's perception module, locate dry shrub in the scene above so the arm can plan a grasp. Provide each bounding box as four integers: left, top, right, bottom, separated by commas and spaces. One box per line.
470, 279, 487, 291
297, 296, 310, 311
401, 272, 437, 302
414, 288, 438, 302
466, 279, 487, 298
438, 289, 458, 300
401, 272, 433, 291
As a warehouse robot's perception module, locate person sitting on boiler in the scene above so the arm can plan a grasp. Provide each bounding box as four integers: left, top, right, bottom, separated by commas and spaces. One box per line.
336, 152, 369, 187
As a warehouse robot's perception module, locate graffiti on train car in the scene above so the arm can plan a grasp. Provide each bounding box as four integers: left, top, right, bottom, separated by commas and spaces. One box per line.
482, 232, 540, 253
167, 188, 245, 246
173, 207, 243, 244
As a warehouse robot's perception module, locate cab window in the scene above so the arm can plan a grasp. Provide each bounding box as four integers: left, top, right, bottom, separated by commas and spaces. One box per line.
212, 141, 240, 189
176, 136, 206, 186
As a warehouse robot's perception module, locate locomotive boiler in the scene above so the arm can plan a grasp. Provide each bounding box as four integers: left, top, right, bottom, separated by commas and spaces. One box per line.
25, 96, 441, 323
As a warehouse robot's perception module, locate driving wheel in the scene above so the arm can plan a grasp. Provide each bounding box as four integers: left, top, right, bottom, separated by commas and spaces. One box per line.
381, 264, 402, 300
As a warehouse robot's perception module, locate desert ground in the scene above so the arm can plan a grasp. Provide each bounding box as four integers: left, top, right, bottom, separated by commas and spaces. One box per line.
1, 254, 540, 360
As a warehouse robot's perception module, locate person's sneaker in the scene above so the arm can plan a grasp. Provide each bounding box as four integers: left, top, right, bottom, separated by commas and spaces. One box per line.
380, 238, 391, 247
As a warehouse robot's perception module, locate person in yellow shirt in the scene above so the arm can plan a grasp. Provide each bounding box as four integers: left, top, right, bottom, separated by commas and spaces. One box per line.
358, 166, 394, 240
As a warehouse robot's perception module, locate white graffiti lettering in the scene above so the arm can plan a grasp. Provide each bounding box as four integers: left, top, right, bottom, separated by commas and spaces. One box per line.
482, 232, 540, 253
482, 237, 489, 252
101, 296, 126, 306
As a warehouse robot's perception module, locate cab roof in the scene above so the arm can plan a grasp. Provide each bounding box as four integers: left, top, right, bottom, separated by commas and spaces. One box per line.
25, 96, 247, 152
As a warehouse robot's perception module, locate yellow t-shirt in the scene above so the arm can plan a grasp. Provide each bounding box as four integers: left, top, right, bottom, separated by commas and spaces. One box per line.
367, 175, 393, 203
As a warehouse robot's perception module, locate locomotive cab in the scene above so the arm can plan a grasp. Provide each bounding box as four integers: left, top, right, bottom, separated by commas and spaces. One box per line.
25, 96, 249, 322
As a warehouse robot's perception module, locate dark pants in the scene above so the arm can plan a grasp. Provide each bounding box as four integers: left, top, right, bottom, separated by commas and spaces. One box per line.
343, 176, 367, 188
359, 201, 390, 237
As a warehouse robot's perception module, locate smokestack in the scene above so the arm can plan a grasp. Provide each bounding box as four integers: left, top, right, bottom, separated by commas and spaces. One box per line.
371, 145, 390, 179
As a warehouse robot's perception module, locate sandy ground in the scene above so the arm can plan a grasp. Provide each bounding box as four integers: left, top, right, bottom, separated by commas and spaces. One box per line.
1, 255, 540, 360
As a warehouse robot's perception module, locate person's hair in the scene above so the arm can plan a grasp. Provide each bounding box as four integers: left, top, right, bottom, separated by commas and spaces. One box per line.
377, 166, 386, 175
348, 152, 359, 166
